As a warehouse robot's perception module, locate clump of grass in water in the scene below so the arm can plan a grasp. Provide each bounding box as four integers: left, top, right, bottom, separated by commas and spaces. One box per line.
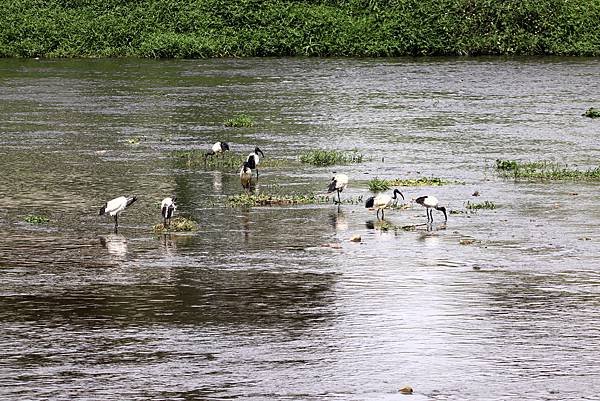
583, 107, 600, 118
227, 193, 327, 207
152, 217, 198, 233
171, 150, 289, 169
368, 176, 453, 192
496, 159, 600, 181
224, 114, 254, 127
465, 200, 497, 210
299, 149, 365, 167
24, 214, 50, 224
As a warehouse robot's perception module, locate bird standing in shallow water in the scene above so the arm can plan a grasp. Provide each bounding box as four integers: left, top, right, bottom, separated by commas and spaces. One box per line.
365, 189, 404, 220
99, 195, 137, 233
206, 141, 230, 157
246, 146, 265, 179
161, 197, 177, 228
240, 161, 253, 190
327, 173, 348, 204
415, 195, 447, 223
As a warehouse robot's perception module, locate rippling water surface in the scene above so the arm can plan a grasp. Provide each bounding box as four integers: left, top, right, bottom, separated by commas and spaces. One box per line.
1, 57, 599, 400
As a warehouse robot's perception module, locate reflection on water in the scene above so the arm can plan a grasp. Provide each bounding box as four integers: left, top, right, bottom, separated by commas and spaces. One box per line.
1, 58, 599, 400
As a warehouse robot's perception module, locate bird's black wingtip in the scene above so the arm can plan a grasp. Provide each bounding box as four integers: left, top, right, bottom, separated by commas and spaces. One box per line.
98, 204, 106, 216
365, 196, 375, 208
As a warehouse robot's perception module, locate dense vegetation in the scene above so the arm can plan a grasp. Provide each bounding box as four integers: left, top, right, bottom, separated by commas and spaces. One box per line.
1, 0, 599, 58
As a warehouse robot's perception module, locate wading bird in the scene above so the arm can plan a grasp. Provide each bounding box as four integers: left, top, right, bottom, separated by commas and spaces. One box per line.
327, 173, 348, 204
240, 161, 253, 190
99, 195, 137, 232
206, 141, 230, 157
415, 195, 447, 223
161, 197, 177, 228
246, 146, 265, 179
365, 189, 404, 220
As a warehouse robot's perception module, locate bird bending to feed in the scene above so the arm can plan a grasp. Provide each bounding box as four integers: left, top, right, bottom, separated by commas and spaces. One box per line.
161, 197, 177, 228
327, 173, 348, 204
206, 141, 230, 157
246, 146, 265, 179
415, 195, 447, 223
99, 195, 137, 232
240, 161, 253, 190
365, 189, 404, 220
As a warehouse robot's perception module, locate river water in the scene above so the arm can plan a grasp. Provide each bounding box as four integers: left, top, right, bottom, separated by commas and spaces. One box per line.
0, 57, 599, 400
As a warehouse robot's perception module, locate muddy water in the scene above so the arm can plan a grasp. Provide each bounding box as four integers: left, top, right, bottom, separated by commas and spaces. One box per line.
0, 57, 599, 400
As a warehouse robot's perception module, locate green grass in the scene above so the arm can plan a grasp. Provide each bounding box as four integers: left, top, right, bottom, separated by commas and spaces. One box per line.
24, 214, 50, 224
496, 159, 600, 181
465, 200, 497, 210
171, 150, 288, 169
583, 107, 600, 118
2, 0, 600, 58
152, 216, 198, 233
368, 176, 454, 192
299, 150, 365, 167
227, 193, 324, 207
224, 114, 254, 127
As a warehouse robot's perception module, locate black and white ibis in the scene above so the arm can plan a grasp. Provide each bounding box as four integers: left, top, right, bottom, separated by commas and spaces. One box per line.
99, 195, 137, 232
365, 189, 404, 220
161, 197, 177, 228
327, 173, 348, 204
206, 141, 230, 157
246, 146, 265, 179
415, 195, 447, 223
240, 161, 253, 190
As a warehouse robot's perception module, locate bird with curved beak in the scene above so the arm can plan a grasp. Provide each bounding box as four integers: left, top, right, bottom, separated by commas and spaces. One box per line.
206, 141, 230, 157
161, 197, 177, 228
240, 161, 253, 190
415, 195, 447, 223
365, 189, 404, 220
327, 173, 348, 204
99, 195, 137, 233
246, 146, 265, 179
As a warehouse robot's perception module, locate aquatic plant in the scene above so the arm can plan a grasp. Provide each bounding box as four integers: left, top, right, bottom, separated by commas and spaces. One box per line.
299, 150, 365, 167
127, 136, 145, 144
583, 107, 600, 118
368, 176, 454, 192
227, 193, 324, 207
224, 114, 254, 127
24, 214, 50, 224
171, 150, 289, 169
152, 217, 198, 233
495, 159, 600, 181
465, 201, 497, 210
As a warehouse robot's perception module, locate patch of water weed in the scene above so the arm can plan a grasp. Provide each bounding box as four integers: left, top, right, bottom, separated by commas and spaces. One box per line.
24, 214, 50, 224
152, 217, 198, 233
224, 114, 254, 127
368, 176, 455, 192
227, 192, 325, 207
583, 107, 600, 118
127, 136, 145, 144
171, 150, 289, 169
496, 159, 600, 181
300, 149, 365, 167
465, 200, 497, 210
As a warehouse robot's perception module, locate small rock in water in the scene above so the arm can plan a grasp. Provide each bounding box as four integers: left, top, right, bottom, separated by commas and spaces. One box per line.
399, 385, 413, 394
350, 234, 361, 242
460, 238, 476, 245
472, 190, 480, 197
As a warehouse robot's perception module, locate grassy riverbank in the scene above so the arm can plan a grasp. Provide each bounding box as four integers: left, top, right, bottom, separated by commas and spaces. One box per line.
1, 0, 599, 58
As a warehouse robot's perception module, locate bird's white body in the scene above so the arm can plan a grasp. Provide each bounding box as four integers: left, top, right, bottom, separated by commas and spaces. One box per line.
365, 189, 404, 219
212, 142, 227, 154
246, 147, 265, 179
419, 195, 439, 208
161, 197, 177, 219
240, 163, 253, 189
247, 152, 260, 167
327, 173, 349, 203
104, 196, 133, 216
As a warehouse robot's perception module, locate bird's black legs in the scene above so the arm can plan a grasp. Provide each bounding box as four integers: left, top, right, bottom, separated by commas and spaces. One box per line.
256, 169, 259, 180
114, 215, 119, 233
381, 209, 385, 220
164, 218, 169, 229
337, 190, 341, 204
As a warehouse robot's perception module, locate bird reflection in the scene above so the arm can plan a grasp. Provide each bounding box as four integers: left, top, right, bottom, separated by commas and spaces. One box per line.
330, 209, 348, 231
241, 209, 251, 243
212, 171, 223, 192
99, 234, 128, 259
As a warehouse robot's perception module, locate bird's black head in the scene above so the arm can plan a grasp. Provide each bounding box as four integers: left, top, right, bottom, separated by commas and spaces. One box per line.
255, 146, 265, 158
221, 142, 230, 151
171, 196, 177, 204
393, 189, 405, 200
436, 205, 448, 222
